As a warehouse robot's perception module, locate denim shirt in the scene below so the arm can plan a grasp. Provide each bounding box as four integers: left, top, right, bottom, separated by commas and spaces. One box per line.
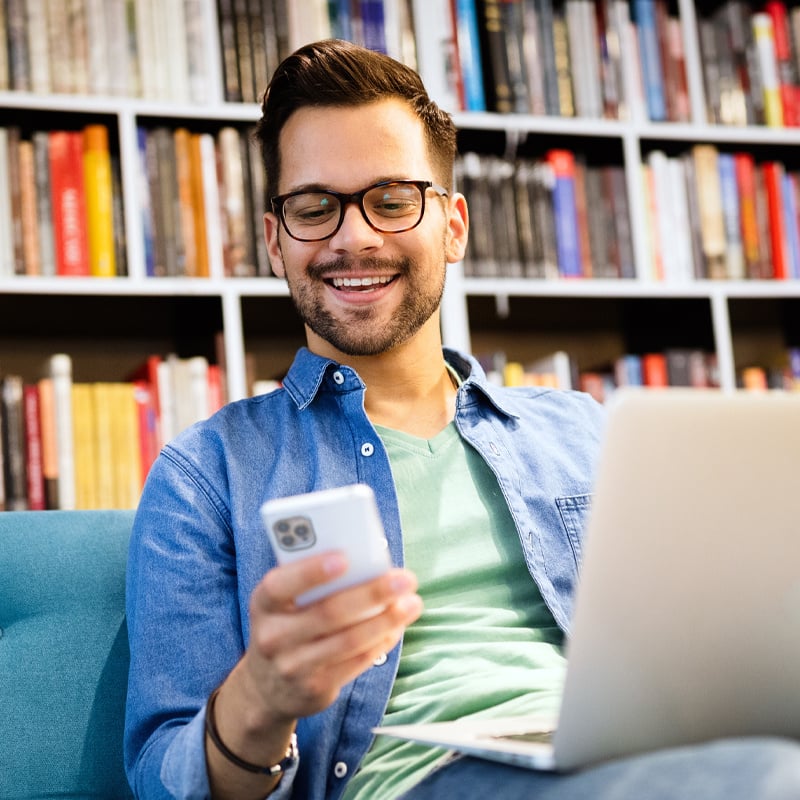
125, 347, 604, 800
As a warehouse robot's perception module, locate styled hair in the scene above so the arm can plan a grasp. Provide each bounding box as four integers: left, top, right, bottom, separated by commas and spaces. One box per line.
255, 39, 457, 200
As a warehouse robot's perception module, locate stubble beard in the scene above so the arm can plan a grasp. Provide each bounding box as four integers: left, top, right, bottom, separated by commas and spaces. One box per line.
286, 254, 446, 357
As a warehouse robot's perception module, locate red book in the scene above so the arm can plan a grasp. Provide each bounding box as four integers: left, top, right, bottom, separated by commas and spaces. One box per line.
132, 379, 159, 489
642, 353, 669, 386
23, 383, 46, 510
733, 152, 761, 279
764, 1, 800, 126
48, 130, 89, 276
761, 161, 789, 279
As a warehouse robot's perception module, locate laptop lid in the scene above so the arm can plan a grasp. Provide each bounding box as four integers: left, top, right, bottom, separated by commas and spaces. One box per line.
376, 389, 800, 771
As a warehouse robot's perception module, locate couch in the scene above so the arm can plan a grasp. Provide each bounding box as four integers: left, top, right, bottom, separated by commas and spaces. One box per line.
0, 509, 136, 799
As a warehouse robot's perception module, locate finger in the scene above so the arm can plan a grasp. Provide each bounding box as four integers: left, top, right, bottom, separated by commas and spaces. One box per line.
253, 551, 349, 611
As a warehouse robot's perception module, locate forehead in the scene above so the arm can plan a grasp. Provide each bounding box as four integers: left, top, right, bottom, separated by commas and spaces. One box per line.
277, 99, 432, 192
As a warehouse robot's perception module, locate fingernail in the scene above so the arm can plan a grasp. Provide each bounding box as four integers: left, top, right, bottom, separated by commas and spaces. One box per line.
323, 552, 347, 575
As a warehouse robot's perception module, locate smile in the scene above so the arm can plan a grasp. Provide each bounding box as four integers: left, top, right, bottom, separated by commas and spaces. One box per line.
329, 275, 397, 290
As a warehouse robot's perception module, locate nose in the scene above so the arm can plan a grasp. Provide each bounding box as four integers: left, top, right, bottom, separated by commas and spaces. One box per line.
327, 202, 384, 253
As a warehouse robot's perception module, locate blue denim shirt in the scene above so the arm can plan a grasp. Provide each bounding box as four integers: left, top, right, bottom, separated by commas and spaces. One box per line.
125, 347, 604, 800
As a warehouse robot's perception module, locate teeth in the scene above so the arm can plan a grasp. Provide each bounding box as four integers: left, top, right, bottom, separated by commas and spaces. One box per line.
331, 275, 393, 288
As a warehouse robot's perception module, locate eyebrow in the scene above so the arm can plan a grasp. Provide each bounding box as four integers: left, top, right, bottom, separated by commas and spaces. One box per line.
283, 177, 412, 194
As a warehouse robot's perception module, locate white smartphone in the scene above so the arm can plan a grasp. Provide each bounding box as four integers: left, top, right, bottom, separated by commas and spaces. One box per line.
260, 484, 391, 606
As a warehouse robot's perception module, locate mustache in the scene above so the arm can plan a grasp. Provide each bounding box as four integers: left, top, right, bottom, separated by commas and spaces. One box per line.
306, 255, 412, 279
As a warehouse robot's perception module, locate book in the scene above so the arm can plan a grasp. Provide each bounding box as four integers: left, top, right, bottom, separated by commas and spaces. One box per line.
546, 149, 582, 278
717, 152, 745, 280
0, 129, 14, 276
47, 353, 75, 510
71, 382, 99, 510
18, 138, 42, 276
49, 130, 90, 277
565, 0, 604, 118
641, 352, 669, 385
6, 126, 25, 276
6, 0, 31, 91
83, 125, 116, 278
26, 0, 51, 93
111, 382, 142, 509
412, 0, 462, 111
734, 152, 763, 279
217, 0, 242, 102
752, 12, 784, 127
37, 376, 59, 509
691, 144, 727, 280
478, 0, 514, 112
133, 379, 159, 487
1, 375, 28, 511
532, 0, 561, 115
552, 11, 575, 116
32, 131, 56, 276
22, 383, 46, 511
762, 160, 790, 278
174, 128, 199, 277
91, 382, 116, 509
454, 0, 488, 111
217, 126, 252, 277
633, 0, 667, 121
764, 0, 800, 126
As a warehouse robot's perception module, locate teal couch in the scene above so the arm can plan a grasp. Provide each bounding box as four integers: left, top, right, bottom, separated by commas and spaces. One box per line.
0, 510, 136, 799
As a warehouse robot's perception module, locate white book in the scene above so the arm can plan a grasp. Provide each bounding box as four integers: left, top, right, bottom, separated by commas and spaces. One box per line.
287, 0, 330, 52
198, 132, 225, 280
183, 0, 209, 104
156, 359, 177, 445
163, 0, 190, 102
187, 355, 210, 424
666, 156, 695, 283
48, 353, 76, 511
25, 0, 51, 93
411, 0, 461, 112
134, 0, 159, 98
103, 0, 130, 96
646, 150, 677, 282
0, 129, 15, 277
84, 0, 110, 95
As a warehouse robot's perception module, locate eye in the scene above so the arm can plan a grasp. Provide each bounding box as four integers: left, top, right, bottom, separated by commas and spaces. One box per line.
285, 194, 339, 225
368, 186, 420, 217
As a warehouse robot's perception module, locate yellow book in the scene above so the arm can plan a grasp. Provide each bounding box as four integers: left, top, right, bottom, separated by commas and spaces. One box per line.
111, 383, 142, 509
91, 383, 116, 508
83, 124, 116, 277
752, 13, 784, 128
71, 383, 98, 510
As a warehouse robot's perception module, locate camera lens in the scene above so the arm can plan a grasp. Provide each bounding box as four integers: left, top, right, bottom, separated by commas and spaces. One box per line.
295, 524, 311, 540
275, 520, 290, 533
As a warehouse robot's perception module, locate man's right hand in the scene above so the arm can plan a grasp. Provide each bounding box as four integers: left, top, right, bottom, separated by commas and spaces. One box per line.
206, 553, 423, 799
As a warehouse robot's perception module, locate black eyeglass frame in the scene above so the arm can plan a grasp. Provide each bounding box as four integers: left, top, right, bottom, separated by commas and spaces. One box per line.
270, 179, 449, 242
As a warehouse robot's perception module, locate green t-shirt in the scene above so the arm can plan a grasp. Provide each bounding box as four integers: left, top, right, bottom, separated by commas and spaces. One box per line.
341, 423, 566, 800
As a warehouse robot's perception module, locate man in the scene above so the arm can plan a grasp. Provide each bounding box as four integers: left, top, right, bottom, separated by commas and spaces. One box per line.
125, 40, 800, 799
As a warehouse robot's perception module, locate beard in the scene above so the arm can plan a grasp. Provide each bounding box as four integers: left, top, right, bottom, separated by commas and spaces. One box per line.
285, 254, 445, 357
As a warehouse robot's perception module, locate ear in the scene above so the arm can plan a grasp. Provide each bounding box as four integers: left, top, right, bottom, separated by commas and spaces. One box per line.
445, 192, 469, 264
264, 213, 286, 278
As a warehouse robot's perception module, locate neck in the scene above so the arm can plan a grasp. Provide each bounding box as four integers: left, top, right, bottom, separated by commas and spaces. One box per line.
307, 326, 458, 438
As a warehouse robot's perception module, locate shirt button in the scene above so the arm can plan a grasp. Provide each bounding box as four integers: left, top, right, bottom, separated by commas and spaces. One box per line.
361, 442, 374, 457
334, 761, 348, 778
332, 370, 345, 385
373, 653, 388, 666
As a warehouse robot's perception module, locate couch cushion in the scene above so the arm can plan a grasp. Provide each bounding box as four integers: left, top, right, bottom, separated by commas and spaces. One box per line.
0, 510, 135, 799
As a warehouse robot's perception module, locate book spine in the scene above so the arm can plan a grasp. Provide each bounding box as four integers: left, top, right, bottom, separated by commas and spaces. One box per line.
2, 375, 28, 511
37, 376, 59, 509
360, 0, 388, 54
692, 144, 727, 280
49, 353, 76, 510
547, 149, 582, 277
23, 383, 46, 510
717, 152, 745, 280
455, 0, 487, 111
552, 11, 575, 116
633, 0, 667, 121
0, 129, 14, 276
764, 0, 800, 126
6, 126, 25, 276
49, 131, 90, 277
762, 160, 789, 278
752, 12, 785, 127
734, 151, 762, 279
18, 138, 42, 276
83, 125, 117, 278
32, 131, 56, 276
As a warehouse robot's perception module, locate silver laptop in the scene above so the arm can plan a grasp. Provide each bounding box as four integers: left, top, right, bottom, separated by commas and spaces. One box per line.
375, 388, 800, 771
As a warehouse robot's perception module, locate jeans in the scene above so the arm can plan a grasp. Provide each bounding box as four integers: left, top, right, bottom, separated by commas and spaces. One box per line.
399, 738, 800, 799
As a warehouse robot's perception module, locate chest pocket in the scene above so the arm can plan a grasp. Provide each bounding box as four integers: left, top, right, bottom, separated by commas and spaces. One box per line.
555, 494, 593, 566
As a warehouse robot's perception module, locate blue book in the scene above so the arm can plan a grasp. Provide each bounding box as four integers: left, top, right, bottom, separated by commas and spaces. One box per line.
781, 173, 800, 279
717, 152, 744, 280
455, 0, 487, 111
548, 150, 582, 277
136, 127, 156, 278
633, 0, 667, 121
360, 0, 387, 53
328, 0, 353, 41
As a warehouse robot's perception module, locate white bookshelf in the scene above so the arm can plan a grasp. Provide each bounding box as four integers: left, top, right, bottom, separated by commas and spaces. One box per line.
1, 0, 799, 405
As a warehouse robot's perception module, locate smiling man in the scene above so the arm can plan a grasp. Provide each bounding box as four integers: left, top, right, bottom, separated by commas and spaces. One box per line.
124, 39, 800, 800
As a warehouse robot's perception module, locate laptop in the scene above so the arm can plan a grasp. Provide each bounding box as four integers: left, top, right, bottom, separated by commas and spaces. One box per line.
375, 388, 800, 771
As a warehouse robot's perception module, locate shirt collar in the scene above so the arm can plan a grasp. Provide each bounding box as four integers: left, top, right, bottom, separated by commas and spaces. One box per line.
280, 346, 518, 419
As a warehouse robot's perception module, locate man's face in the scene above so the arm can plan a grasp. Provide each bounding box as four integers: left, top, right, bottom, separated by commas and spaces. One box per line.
264, 99, 467, 359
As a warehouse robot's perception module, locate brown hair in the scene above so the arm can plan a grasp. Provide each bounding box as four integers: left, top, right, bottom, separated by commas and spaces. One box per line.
255, 39, 457, 199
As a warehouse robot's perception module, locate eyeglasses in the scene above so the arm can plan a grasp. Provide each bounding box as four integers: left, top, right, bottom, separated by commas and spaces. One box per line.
271, 179, 449, 242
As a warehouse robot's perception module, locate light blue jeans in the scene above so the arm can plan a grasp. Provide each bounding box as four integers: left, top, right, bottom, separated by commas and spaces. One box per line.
399, 738, 800, 799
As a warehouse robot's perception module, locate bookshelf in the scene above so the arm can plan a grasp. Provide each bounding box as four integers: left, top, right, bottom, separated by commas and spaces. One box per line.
2, 0, 800, 510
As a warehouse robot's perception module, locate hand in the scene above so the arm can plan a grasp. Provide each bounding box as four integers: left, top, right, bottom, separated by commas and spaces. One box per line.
243, 552, 422, 725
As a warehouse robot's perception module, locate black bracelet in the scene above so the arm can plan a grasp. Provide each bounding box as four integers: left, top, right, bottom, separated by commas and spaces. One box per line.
205, 687, 298, 776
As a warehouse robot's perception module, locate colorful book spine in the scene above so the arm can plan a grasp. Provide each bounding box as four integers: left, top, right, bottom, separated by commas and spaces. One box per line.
83, 125, 116, 277
23, 383, 46, 511
762, 160, 790, 278
49, 131, 90, 277
454, 0, 487, 111
546, 149, 582, 278
752, 12, 784, 127
633, 0, 667, 121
